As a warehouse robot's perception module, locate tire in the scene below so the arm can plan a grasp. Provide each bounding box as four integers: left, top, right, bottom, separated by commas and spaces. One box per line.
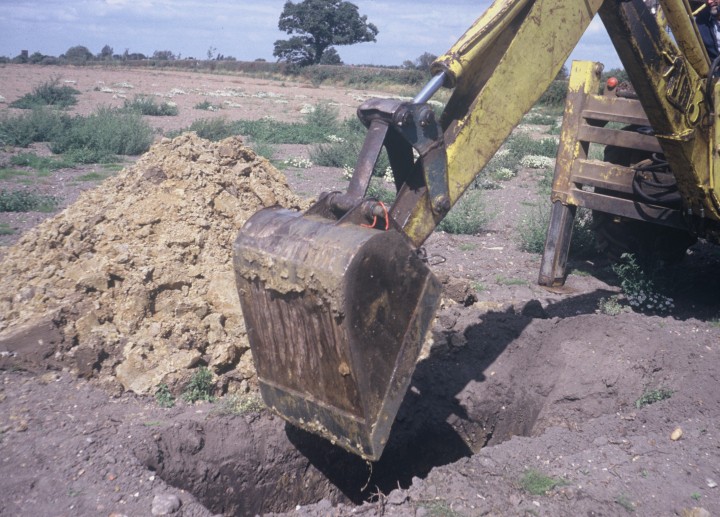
592, 139, 696, 265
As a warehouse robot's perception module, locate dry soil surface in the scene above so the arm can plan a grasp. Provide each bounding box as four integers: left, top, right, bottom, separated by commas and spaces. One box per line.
1, 65, 719, 517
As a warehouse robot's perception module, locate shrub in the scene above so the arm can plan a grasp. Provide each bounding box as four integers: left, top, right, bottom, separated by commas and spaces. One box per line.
365, 177, 396, 204
175, 117, 239, 141
154, 383, 175, 408
517, 202, 551, 253
538, 80, 569, 108
182, 367, 215, 403
0, 108, 70, 147
597, 295, 624, 316
612, 253, 674, 313
635, 387, 673, 408
194, 99, 222, 111
10, 78, 80, 109
0, 189, 59, 212
50, 107, 154, 160
123, 95, 178, 116
438, 189, 491, 235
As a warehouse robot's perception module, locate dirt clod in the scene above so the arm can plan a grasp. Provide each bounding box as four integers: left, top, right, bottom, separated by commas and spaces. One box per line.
0, 133, 305, 394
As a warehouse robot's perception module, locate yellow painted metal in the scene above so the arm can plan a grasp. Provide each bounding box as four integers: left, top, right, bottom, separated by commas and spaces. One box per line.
657, 0, 709, 78
550, 61, 602, 207
401, 0, 605, 245
431, 0, 532, 88
712, 81, 720, 216
597, 1, 718, 223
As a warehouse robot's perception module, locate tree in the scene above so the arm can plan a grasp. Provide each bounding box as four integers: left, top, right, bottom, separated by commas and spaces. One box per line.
319, 47, 342, 65
64, 45, 93, 64
152, 50, 176, 60
415, 52, 437, 72
28, 52, 46, 64
99, 45, 114, 61
273, 0, 378, 66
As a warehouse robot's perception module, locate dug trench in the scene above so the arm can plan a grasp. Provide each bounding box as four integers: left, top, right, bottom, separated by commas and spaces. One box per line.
132, 287, 677, 516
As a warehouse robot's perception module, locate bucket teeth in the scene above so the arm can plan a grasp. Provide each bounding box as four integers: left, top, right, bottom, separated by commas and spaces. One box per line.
234, 207, 441, 460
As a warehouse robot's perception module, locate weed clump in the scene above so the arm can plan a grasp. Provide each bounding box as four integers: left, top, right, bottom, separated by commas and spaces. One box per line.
123, 95, 179, 116
635, 387, 673, 409
0, 189, 59, 212
10, 78, 80, 109
154, 383, 175, 408
51, 107, 154, 161
613, 253, 674, 313
519, 469, 567, 495
438, 189, 491, 235
182, 367, 215, 403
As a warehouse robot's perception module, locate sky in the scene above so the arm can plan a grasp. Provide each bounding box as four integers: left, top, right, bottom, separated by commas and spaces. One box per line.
0, 0, 622, 69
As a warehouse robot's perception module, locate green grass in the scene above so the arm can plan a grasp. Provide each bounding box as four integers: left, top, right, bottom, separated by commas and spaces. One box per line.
0, 189, 59, 212
496, 276, 529, 286
519, 469, 568, 495
635, 387, 673, 409
173, 102, 342, 147
615, 494, 635, 513
0, 223, 15, 235
10, 78, 80, 109
10, 152, 77, 172
0, 168, 31, 180
472, 281, 487, 292
417, 500, 465, 517
75, 172, 109, 182
123, 95, 178, 116
438, 189, 491, 235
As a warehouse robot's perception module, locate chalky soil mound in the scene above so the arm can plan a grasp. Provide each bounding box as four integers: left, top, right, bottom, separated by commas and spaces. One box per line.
0, 133, 304, 394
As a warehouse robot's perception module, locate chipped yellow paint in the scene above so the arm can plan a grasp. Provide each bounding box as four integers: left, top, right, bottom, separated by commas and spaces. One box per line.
403, 0, 605, 245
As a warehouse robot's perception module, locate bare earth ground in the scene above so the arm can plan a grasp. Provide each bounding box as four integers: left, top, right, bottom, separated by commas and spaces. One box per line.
1, 65, 719, 517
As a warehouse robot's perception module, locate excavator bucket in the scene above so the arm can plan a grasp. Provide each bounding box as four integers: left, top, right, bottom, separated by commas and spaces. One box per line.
233, 205, 441, 460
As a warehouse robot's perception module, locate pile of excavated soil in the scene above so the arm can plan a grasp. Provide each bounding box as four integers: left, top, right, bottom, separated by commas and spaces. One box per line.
0, 133, 306, 395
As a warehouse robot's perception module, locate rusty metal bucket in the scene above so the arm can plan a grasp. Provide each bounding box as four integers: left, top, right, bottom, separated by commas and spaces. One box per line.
233, 205, 441, 460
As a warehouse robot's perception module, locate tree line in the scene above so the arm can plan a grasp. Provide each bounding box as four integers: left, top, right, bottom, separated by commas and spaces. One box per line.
3, 1, 382, 68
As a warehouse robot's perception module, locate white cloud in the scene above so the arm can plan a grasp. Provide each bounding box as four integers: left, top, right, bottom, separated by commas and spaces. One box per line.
0, 0, 620, 68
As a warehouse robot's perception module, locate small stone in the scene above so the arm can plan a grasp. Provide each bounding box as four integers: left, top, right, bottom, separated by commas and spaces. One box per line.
670, 427, 683, 441
387, 490, 408, 505
680, 508, 710, 517
707, 478, 718, 489
151, 493, 182, 515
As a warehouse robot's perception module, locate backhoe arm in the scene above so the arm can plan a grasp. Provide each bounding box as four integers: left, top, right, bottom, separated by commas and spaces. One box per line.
389, 0, 718, 245
233, 0, 719, 461
391, 0, 606, 245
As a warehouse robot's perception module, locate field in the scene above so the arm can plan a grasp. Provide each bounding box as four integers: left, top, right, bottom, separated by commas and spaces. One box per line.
1, 64, 719, 517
